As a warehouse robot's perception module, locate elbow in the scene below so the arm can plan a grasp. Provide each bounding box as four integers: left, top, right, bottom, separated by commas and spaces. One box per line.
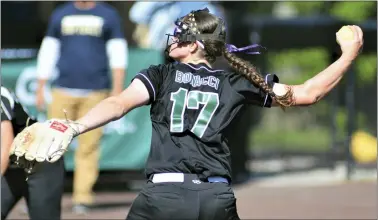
306, 93, 321, 105
106, 96, 127, 120
297, 82, 322, 106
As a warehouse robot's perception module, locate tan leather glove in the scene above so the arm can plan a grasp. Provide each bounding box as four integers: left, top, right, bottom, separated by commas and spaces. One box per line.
10, 119, 80, 163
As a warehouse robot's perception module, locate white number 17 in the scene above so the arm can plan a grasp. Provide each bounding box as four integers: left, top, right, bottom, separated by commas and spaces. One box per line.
170, 88, 219, 138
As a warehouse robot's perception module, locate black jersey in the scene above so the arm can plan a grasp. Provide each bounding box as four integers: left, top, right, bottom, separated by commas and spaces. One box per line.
133, 62, 278, 182
1, 86, 37, 141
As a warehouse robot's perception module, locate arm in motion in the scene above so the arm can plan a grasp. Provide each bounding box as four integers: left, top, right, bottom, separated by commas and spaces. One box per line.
74, 79, 150, 135
272, 55, 353, 106
272, 25, 363, 107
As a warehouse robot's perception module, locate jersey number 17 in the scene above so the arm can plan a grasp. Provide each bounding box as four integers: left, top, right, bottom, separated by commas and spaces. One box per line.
170, 88, 219, 138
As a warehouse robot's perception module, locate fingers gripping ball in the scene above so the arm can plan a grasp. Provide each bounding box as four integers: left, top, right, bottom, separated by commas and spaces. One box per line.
336, 26, 355, 45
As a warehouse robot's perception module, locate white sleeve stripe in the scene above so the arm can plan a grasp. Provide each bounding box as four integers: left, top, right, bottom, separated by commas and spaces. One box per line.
1, 101, 12, 120
137, 73, 156, 101
1, 87, 15, 109
263, 74, 271, 107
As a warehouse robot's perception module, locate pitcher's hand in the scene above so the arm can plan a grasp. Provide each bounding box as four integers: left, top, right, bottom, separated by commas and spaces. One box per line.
336, 25, 364, 61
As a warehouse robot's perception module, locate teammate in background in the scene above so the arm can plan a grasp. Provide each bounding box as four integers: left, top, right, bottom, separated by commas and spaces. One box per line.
16, 8, 363, 220
35, 0, 128, 214
1, 86, 65, 220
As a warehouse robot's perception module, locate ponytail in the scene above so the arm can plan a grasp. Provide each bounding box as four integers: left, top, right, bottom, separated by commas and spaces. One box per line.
222, 47, 295, 109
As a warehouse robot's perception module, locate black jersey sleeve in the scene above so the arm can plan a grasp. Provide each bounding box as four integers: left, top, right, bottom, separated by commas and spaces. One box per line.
1, 86, 37, 135
230, 73, 279, 108
1, 87, 15, 121
132, 64, 166, 104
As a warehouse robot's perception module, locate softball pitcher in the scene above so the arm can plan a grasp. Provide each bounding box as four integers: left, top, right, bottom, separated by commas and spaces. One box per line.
9, 8, 363, 220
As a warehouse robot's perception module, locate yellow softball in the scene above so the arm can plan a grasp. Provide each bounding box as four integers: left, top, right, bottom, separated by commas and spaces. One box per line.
336, 26, 355, 44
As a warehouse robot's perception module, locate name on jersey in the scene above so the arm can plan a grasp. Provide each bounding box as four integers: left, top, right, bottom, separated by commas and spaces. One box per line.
175, 70, 220, 90
61, 15, 104, 37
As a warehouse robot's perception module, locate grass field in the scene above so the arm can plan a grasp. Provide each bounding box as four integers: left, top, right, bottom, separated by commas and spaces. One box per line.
250, 128, 332, 152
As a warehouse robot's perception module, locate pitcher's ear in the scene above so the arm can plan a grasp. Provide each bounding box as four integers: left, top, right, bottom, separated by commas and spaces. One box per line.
189, 42, 198, 53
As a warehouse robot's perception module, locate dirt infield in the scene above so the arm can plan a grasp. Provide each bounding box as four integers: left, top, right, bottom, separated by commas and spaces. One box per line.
234, 180, 376, 219
7, 180, 376, 219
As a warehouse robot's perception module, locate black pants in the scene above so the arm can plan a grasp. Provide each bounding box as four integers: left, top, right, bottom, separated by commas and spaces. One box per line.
126, 174, 240, 220
1, 158, 65, 220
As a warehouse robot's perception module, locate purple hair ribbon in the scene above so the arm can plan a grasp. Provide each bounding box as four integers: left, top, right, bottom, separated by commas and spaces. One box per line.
226, 44, 266, 55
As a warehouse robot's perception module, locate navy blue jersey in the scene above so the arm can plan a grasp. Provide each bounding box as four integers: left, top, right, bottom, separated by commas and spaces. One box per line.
46, 2, 124, 90
133, 62, 278, 182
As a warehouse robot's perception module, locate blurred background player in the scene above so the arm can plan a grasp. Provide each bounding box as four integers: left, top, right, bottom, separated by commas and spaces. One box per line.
35, 0, 128, 214
1, 85, 65, 220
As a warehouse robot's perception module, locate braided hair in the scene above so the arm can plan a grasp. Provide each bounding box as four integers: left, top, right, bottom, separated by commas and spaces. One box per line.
181, 10, 295, 109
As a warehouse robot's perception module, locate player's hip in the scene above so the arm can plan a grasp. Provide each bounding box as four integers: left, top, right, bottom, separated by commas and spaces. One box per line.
148, 173, 229, 187
144, 173, 236, 202
127, 173, 239, 220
